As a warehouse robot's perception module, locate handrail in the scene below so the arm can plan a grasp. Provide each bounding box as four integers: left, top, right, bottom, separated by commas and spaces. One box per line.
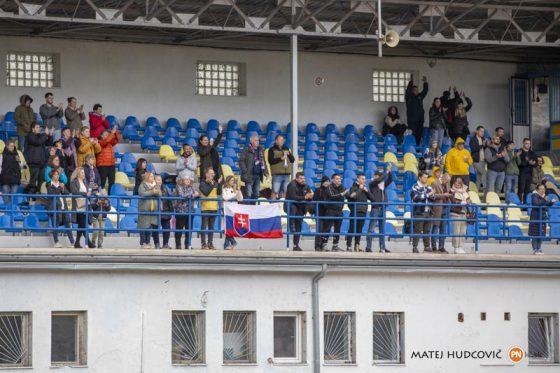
0, 193, 557, 247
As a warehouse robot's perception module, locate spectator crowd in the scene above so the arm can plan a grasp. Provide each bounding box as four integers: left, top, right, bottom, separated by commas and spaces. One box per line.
2, 88, 559, 254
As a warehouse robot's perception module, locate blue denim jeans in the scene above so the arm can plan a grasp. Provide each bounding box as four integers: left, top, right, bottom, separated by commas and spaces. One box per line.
365, 207, 384, 251
17, 135, 26, 151
431, 208, 448, 250
504, 175, 518, 202
1, 184, 18, 205
430, 128, 445, 150
224, 236, 237, 248
486, 170, 505, 194
272, 174, 290, 196
244, 177, 261, 201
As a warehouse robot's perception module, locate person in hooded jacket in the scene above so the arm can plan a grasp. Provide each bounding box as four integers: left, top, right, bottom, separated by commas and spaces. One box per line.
25, 123, 53, 194
197, 126, 223, 183
444, 137, 473, 185
0, 140, 23, 204
88, 104, 110, 139
365, 164, 393, 253
14, 94, 34, 151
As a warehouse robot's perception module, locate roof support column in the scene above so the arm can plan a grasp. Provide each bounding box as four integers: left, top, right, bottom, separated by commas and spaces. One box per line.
290, 33, 299, 178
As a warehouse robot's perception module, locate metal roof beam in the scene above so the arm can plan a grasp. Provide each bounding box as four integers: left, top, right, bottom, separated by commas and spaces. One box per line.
431, 0, 491, 36
379, 0, 560, 13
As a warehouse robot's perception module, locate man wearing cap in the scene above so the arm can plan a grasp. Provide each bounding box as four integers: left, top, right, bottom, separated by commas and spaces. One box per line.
365, 164, 393, 253
444, 137, 473, 185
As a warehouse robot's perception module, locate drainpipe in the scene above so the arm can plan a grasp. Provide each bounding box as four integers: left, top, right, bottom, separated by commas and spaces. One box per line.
312, 264, 327, 373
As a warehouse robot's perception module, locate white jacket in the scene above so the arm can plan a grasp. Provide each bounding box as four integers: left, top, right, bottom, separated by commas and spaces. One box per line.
223, 187, 243, 202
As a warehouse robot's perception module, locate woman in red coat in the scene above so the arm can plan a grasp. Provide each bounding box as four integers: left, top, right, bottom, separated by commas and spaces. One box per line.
89, 103, 110, 139
96, 127, 121, 192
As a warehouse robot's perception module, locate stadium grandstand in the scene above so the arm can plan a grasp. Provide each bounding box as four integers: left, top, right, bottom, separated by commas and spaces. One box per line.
0, 1, 560, 372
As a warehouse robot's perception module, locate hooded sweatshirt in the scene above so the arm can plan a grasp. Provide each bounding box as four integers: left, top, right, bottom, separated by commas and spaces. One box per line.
444, 138, 473, 176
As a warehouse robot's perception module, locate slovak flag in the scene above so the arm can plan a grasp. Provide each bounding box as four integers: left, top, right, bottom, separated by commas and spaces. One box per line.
224, 203, 283, 239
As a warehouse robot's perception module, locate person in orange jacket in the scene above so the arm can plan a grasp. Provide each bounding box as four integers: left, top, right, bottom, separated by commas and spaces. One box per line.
96, 127, 121, 192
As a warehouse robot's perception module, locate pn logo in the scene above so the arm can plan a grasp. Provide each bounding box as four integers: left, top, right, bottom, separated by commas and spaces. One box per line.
508, 346, 525, 363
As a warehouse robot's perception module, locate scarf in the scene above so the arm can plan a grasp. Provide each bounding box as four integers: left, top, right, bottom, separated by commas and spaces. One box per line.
62, 136, 78, 167
451, 185, 469, 203
250, 144, 265, 171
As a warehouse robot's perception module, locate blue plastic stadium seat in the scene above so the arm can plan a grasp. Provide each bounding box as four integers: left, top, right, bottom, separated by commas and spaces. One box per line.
345, 152, 358, 162
345, 133, 358, 143
363, 124, 375, 136
207, 119, 220, 133
222, 157, 235, 167
366, 153, 378, 162
324, 169, 335, 179
325, 151, 338, 161
185, 128, 199, 139
323, 160, 337, 170
146, 117, 162, 129
119, 216, 138, 233
344, 161, 358, 171
384, 134, 398, 145
23, 214, 41, 231
343, 169, 357, 180
344, 124, 357, 135
305, 151, 319, 161
4, 112, 15, 123
121, 153, 137, 165
325, 133, 339, 143
403, 134, 416, 148
122, 125, 141, 142
306, 142, 319, 152
266, 121, 280, 134
163, 136, 180, 151
247, 120, 262, 134
246, 131, 259, 142
304, 160, 318, 170
125, 116, 140, 128
304, 168, 317, 179
166, 117, 182, 130
184, 138, 197, 149
227, 130, 240, 140
306, 132, 319, 143
343, 178, 354, 190
324, 142, 338, 152
366, 143, 378, 154
224, 148, 238, 159
384, 144, 398, 154
118, 161, 135, 176
345, 143, 358, 153
164, 127, 180, 139
227, 120, 241, 132
143, 126, 159, 139
306, 122, 320, 134
110, 183, 127, 196
187, 118, 202, 131
106, 115, 119, 128
404, 145, 417, 154
207, 129, 219, 140
141, 136, 158, 151
325, 123, 338, 134
364, 162, 377, 172
225, 139, 238, 148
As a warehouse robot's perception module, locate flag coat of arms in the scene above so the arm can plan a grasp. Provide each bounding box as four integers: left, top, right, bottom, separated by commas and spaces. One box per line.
224, 203, 283, 238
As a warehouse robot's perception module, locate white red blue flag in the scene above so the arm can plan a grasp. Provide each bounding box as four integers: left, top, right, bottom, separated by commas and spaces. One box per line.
224, 203, 283, 238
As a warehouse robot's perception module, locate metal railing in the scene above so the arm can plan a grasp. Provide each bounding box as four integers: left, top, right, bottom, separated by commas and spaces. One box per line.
0, 193, 558, 251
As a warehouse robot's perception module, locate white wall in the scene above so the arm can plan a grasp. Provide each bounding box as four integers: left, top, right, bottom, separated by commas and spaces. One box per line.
0, 36, 516, 134
0, 268, 559, 372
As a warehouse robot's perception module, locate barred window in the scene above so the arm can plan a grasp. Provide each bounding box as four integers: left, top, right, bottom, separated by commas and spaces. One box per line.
6, 52, 59, 88
372, 70, 411, 102
171, 311, 205, 364
372, 312, 405, 364
196, 62, 245, 96
51, 312, 87, 366
223, 311, 256, 364
528, 313, 559, 364
323, 312, 355, 364
0, 312, 32, 367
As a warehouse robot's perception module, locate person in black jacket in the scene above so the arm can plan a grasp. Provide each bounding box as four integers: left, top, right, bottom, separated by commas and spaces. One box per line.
450, 93, 473, 142
429, 97, 448, 149
155, 175, 174, 249
518, 138, 537, 204
346, 174, 374, 252
133, 158, 147, 195
312, 176, 330, 251
285, 172, 313, 251
322, 174, 347, 252
47, 169, 75, 248
405, 76, 429, 145
529, 183, 557, 254
197, 126, 223, 183
0, 140, 22, 204
25, 123, 53, 194
365, 164, 393, 253
469, 126, 487, 193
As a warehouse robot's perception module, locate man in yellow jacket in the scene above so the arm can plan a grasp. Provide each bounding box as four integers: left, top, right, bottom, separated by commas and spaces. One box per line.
444, 137, 473, 184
